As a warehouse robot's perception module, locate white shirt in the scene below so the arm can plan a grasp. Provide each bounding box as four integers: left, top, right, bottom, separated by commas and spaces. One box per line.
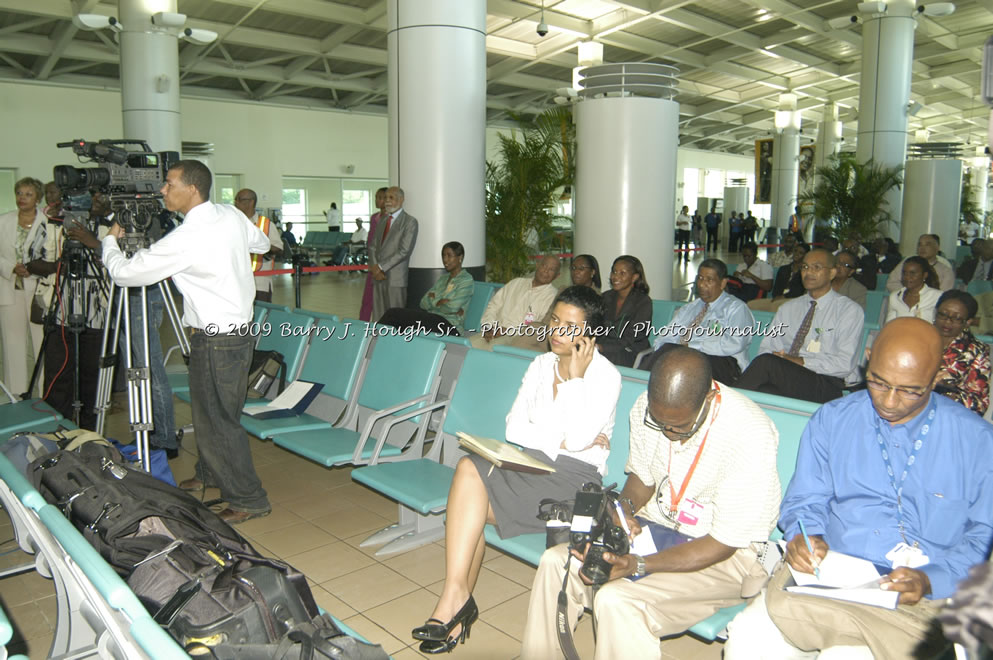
885, 286, 941, 324
505, 351, 621, 475
480, 276, 558, 332
325, 207, 341, 229
351, 227, 368, 243
102, 201, 269, 331
737, 258, 773, 286
886, 256, 954, 292
675, 212, 691, 230
625, 385, 780, 546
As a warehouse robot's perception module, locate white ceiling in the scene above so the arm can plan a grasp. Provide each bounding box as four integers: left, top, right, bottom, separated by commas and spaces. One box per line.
0, 0, 988, 155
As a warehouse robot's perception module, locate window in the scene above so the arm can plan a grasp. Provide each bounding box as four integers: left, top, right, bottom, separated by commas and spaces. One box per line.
219, 188, 235, 204
282, 188, 307, 227
342, 188, 370, 232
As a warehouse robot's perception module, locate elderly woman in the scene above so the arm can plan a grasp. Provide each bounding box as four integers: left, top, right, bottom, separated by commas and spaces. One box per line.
0, 177, 56, 396
932, 290, 990, 415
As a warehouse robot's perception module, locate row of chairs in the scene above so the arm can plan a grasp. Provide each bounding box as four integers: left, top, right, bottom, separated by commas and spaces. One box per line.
225, 303, 823, 642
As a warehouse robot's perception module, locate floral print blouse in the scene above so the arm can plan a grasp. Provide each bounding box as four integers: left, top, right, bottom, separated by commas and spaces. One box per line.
940, 330, 990, 415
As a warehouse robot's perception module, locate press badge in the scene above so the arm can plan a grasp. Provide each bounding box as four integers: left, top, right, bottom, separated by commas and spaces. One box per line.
675, 497, 705, 527
886, 542, 930, 569
523, 311, 535, 325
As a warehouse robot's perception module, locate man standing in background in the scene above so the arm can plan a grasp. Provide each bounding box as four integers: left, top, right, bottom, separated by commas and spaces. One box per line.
235, 189, 283, 303
369, 186, 418, 321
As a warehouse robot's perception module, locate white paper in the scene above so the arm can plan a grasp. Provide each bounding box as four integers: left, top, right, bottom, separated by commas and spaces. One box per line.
630, 527, 658, 556
788, 550, 884, 588
242, 381, 315, 416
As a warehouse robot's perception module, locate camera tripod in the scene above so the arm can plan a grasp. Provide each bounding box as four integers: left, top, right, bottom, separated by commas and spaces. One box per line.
92, 277, 189, 471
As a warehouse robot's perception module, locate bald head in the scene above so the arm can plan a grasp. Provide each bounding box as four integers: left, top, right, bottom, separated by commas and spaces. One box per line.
533, 255, 562, 286
648, 346, 712, 410
866, 318, 943, 425
234, 188, 257, 218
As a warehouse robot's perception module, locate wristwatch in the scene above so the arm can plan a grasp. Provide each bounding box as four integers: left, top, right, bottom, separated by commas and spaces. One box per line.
633, 555, 647, 578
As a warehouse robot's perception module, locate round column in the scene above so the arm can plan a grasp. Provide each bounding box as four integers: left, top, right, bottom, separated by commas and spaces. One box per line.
771, 128, 800, 243
970, 161, 989, 218
856, 0, 917, 239
119, 0, 181, 153
388, 0, 486, 304
900, 158, 963, 257
574, 64, 679, 299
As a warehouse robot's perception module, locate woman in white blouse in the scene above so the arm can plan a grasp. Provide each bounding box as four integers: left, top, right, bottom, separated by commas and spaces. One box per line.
885, 256, 941, 324
0, 177, 54, 396
413, 286, 621, 654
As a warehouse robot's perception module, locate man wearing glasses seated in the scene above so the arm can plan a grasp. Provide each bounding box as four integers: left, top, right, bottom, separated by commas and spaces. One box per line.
831, 250, 868, 310
521, 346, 781, 660
736, 249, 864, 404
724, 318, 993, 660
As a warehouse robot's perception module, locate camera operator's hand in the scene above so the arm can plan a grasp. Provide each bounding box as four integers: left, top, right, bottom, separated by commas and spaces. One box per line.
570, 544, 639, 584
65, 224, 100, 250
108, 222, 125, 240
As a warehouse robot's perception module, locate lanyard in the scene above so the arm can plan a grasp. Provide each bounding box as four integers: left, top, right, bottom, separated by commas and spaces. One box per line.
874, 401, 935, 547
667, 387, 722, 515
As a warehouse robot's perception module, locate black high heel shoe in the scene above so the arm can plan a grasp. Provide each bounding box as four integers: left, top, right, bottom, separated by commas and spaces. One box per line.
412, 596, 479, 644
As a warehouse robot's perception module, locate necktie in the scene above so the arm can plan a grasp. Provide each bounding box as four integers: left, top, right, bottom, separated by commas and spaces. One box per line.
788, 300, 816, 357
382, 215, 393, 242
680, 302, 709, 346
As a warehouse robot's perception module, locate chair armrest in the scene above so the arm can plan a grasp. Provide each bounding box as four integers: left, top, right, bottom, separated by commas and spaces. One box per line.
362, 398, 451, 465
632, 347, 654, 370
351, 394, 439, 464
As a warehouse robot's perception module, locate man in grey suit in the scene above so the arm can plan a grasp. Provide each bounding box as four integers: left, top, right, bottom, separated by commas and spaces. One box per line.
370, 186, 419, 321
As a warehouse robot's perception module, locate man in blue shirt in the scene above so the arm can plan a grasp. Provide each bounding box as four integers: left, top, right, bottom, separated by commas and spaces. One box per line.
642, 259, 754, 385
725, 318, 993, 659
704, 207, 720, 253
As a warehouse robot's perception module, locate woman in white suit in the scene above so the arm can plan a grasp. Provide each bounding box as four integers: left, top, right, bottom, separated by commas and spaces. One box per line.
0, 177, 56, 397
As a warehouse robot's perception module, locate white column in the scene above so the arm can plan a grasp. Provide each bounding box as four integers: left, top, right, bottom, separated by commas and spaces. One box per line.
811, 104, 843, 242
971, 161, 989, 217
118, 0, 181, 153
574, 96, 679, 299
900, 159, 962, 256
771, 128, 800, 240
856, 0, 917, 239
388, 0, 486, 303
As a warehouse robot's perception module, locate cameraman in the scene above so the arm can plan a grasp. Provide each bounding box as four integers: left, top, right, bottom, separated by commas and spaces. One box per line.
42, 190, 111, 429
101, 160, 271, 524
521, 346, 781, 660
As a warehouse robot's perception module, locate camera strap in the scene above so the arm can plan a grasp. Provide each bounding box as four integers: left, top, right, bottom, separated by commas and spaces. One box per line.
556, 554, 582, 660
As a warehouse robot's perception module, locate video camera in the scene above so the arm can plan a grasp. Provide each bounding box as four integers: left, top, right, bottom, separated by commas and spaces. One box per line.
569, 482, 629, 585
53, 139, 179, 255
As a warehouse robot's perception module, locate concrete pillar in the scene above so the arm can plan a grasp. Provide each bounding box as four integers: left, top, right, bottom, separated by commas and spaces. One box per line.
118, 0, 181, 153
900, 159, 962, 257
811, 103, 843, 242
856, 0, 917, 240
771, 128, 800, 243
575, 95, 679, 299
387, 0, 486, 304
970, 161, 989, 218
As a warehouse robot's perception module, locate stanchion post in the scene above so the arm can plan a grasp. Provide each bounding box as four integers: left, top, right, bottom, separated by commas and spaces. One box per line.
294, 260, 303, 309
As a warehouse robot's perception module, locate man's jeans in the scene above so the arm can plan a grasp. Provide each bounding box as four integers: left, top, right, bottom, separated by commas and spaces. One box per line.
188, 331, 269, 513
122, 286, 177, 449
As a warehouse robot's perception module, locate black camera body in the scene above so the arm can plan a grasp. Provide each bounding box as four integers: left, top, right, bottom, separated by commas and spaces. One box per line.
569, 483, 629, 585
54, 139, 179, 256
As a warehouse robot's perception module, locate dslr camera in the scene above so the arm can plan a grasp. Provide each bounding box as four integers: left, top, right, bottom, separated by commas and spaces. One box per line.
53, 139, 179, 255
569, 482, 629, 585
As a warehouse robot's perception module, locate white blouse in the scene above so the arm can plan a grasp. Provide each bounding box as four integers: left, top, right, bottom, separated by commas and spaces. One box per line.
504, 350, 621, 475
885, 285, 941, 324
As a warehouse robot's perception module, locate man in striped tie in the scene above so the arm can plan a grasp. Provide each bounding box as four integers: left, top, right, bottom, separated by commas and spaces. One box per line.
736, 249, 863, 403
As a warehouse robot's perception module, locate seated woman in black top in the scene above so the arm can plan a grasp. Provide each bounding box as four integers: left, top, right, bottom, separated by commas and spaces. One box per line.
771, 242, 810, 299
598, 255, 652, 367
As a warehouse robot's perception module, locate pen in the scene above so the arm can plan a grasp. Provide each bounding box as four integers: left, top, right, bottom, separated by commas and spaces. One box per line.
613, 500, 633, 538
798, 519, 821, 580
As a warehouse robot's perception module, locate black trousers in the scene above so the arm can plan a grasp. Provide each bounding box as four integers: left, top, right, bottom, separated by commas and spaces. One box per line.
44, 326, 103, 430
378, 307, 460, 337
706, 227, 719, 251
641, 343, 742, 386
729, 231, 742, 252
736, 353, 844, 404
675, 229, 691, 258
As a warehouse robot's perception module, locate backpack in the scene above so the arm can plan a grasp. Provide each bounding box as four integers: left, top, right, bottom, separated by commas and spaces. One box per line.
28, 443, 388, 658
248, 349, 287, 398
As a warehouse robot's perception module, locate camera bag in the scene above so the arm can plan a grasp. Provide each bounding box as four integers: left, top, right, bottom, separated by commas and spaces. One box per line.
248, 349, 287, 398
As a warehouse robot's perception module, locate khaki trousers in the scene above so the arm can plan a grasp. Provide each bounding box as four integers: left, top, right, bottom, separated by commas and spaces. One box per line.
520, 543, 763, 660
731, 562, 947, 660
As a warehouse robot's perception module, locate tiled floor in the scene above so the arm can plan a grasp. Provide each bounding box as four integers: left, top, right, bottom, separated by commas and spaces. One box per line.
0, 246, 758, 658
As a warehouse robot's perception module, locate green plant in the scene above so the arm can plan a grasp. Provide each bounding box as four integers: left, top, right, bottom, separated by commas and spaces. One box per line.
961, 169, 981, 221
485, 108, 574, 282
798, 154, 903, 242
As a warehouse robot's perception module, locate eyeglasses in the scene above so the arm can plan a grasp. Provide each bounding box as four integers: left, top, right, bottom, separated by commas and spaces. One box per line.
800, 263, 829, 272
235, 197, 253, 203
644, 397, 710, 439
865, 378, 927, 401
935, 311, 968, 324
571, 265, 590, 271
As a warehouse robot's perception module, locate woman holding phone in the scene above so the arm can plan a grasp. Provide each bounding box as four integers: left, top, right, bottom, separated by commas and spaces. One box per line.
412, 286, 622, 654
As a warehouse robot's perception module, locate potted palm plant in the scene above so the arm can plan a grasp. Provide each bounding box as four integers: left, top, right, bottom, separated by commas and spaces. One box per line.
799, 153, 903, 242
485, 108, 574, 282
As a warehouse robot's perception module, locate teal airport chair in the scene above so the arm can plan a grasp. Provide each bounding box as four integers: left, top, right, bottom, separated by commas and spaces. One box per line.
463, 281, 502, 334
351, 349, 531, 555
0, 379, 64, 436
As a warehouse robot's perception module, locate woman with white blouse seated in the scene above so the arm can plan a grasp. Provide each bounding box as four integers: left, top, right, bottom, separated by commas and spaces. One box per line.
885, 255, 941, 324
412, 286, 622, 654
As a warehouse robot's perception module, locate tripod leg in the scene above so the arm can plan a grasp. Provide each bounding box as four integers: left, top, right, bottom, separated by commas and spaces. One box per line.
94, 285, 125, 436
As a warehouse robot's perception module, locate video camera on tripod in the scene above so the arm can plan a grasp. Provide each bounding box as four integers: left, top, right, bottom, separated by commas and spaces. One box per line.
54, 139, 179, 256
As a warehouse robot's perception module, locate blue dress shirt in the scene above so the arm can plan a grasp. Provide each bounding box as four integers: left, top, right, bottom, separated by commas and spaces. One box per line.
653, 292, 755, 370
759, 289, 864, 383
780, 390, 993, 599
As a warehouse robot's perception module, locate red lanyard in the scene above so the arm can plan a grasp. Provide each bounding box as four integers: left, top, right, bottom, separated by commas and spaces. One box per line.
667, 386, 722, 515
